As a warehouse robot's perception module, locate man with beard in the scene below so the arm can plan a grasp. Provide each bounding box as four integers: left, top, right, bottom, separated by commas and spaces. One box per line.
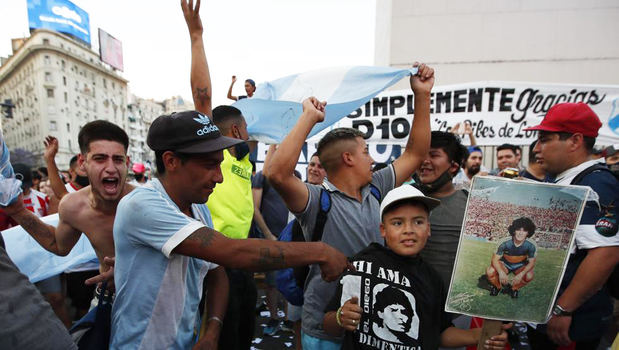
2, 120, 134, 290
453, 145, 485, 189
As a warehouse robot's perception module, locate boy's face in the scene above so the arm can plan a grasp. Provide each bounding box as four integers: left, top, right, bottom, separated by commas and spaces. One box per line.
380, 202, 430, 257
513, 227, 528, 244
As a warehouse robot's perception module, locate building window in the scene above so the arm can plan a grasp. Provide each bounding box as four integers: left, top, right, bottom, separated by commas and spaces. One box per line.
66, 123, 70, 132
68, 140, 72, 151
43, 38, 49, 45
45, 72, 52, 82
44, 55, 50, 65
64, 92, 68, 103
63, 76, 66, 86
49, 120, 57, 131
46, 88, 54, 98
61, 60, 65, 69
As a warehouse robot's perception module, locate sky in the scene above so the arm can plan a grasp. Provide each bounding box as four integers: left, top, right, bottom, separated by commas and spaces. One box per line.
0, 0, 377, 107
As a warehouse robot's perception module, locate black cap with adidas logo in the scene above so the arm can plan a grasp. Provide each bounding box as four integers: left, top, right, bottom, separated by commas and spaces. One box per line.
147, 110, 243, 153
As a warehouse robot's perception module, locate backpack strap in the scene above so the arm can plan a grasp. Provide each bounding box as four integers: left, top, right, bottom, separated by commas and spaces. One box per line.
570, 163, 616, 185
369, 183, 382, 203
311, 185, 332, 242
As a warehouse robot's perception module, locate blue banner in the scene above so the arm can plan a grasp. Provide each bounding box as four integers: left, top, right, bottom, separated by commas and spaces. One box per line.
27, 0, 91, 45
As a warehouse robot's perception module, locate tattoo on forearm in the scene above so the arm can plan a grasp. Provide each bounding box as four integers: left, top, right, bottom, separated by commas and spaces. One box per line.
253, 247, 285, 271
19, 214, 57, 251
194, 87, 209, 104
189, 228, 215, 248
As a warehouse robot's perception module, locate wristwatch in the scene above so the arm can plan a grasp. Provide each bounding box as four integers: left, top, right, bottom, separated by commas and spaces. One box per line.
552, 304, 572, 317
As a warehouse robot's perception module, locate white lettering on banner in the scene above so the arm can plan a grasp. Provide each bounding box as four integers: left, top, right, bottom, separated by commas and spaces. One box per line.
358, 333, 421, 350
337, 82, 619, 146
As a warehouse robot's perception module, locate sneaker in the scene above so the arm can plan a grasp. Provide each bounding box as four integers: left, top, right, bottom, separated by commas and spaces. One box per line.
510, 289, 519, 299
490, 286, 500, 296
263, 318, 281, 336
281, 320, 294, 332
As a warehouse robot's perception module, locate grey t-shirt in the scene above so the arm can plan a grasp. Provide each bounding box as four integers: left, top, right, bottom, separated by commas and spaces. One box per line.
420, 189, 468, 287
0, 246, 76, 350
295, 165, 395, 341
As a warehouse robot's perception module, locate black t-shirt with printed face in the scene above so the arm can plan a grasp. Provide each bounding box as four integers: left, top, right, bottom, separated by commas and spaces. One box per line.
326, 243, 453, 350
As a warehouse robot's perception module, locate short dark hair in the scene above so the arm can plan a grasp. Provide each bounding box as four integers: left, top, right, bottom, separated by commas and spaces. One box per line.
245, 79, 256, 87
556, 132, 596, 153
37, 167, 48, 177
69, 155, 78, 170
430, 131, 467, 170
497, 143, 517, 155
78, 120, 129, 154
212, 105, 244, 132
374, 286, 414, 330
316, 128, 365, 173
154, 150, 196, 176
508, 217, 536, 238
527, 141, 537, 164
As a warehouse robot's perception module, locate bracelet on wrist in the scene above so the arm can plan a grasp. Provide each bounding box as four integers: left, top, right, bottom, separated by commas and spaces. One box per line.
336, 306, 344, 327
207, 316, 223, 326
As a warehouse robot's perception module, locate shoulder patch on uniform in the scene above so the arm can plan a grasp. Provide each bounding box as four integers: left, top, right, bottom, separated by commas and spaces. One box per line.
595, 202, 617, 237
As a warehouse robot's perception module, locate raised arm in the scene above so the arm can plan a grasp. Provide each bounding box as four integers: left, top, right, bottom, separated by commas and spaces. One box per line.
182, 0, 212, 116
391, 62, 434, 186
227, 76, 239, 101
173, 225, 349, 281
265, 97, 326, 213
43, 136, 69, 200
2, 194, 81, 256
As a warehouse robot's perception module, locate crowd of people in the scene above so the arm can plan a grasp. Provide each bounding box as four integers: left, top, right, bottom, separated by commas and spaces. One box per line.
466, 197, 580, 249
0, 1, 617, 350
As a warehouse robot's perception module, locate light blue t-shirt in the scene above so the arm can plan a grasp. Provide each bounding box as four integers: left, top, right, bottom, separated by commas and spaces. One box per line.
111, 179, 218, 349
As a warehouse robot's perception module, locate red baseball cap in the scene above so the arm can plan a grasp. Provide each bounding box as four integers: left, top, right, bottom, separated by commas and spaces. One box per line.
523, 102, 602, 137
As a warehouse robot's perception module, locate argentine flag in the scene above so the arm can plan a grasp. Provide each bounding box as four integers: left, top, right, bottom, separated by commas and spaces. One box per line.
233, 66, 417, 143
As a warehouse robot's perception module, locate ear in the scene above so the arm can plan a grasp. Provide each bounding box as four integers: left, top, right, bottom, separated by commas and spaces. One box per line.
162, 151, 180, 173
78, 153, 86, 171
341, 151, 354, 167
379, 222, 386, 238
231, 124, 240, 139
569, 133, 584, 152
449, 161, 460, 176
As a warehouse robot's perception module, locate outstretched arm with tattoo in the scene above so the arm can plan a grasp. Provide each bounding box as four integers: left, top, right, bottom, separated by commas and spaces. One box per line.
173, 226, 351, 281
182, 0, 212, 117
2, 194, 81, 256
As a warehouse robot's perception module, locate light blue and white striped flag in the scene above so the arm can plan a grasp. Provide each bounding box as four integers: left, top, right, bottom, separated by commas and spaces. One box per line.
2, 214, 98, 283
233, 66, 417, 143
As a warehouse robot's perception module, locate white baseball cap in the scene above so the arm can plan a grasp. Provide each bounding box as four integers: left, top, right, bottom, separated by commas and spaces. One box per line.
380, 185, 441, 219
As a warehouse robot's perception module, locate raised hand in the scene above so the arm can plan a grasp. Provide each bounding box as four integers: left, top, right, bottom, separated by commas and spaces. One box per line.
231, 75, 237, 83
410, 62, 435, 95
302, 97, 327, 123
43, 136, 59, 161
181, 0, 202, 37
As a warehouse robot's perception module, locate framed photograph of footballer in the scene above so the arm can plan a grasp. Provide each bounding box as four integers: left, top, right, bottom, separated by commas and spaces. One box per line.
445, 176, 590, 323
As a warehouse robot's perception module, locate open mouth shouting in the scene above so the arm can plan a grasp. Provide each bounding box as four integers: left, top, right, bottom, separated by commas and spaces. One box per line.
102, 176, 120, 195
